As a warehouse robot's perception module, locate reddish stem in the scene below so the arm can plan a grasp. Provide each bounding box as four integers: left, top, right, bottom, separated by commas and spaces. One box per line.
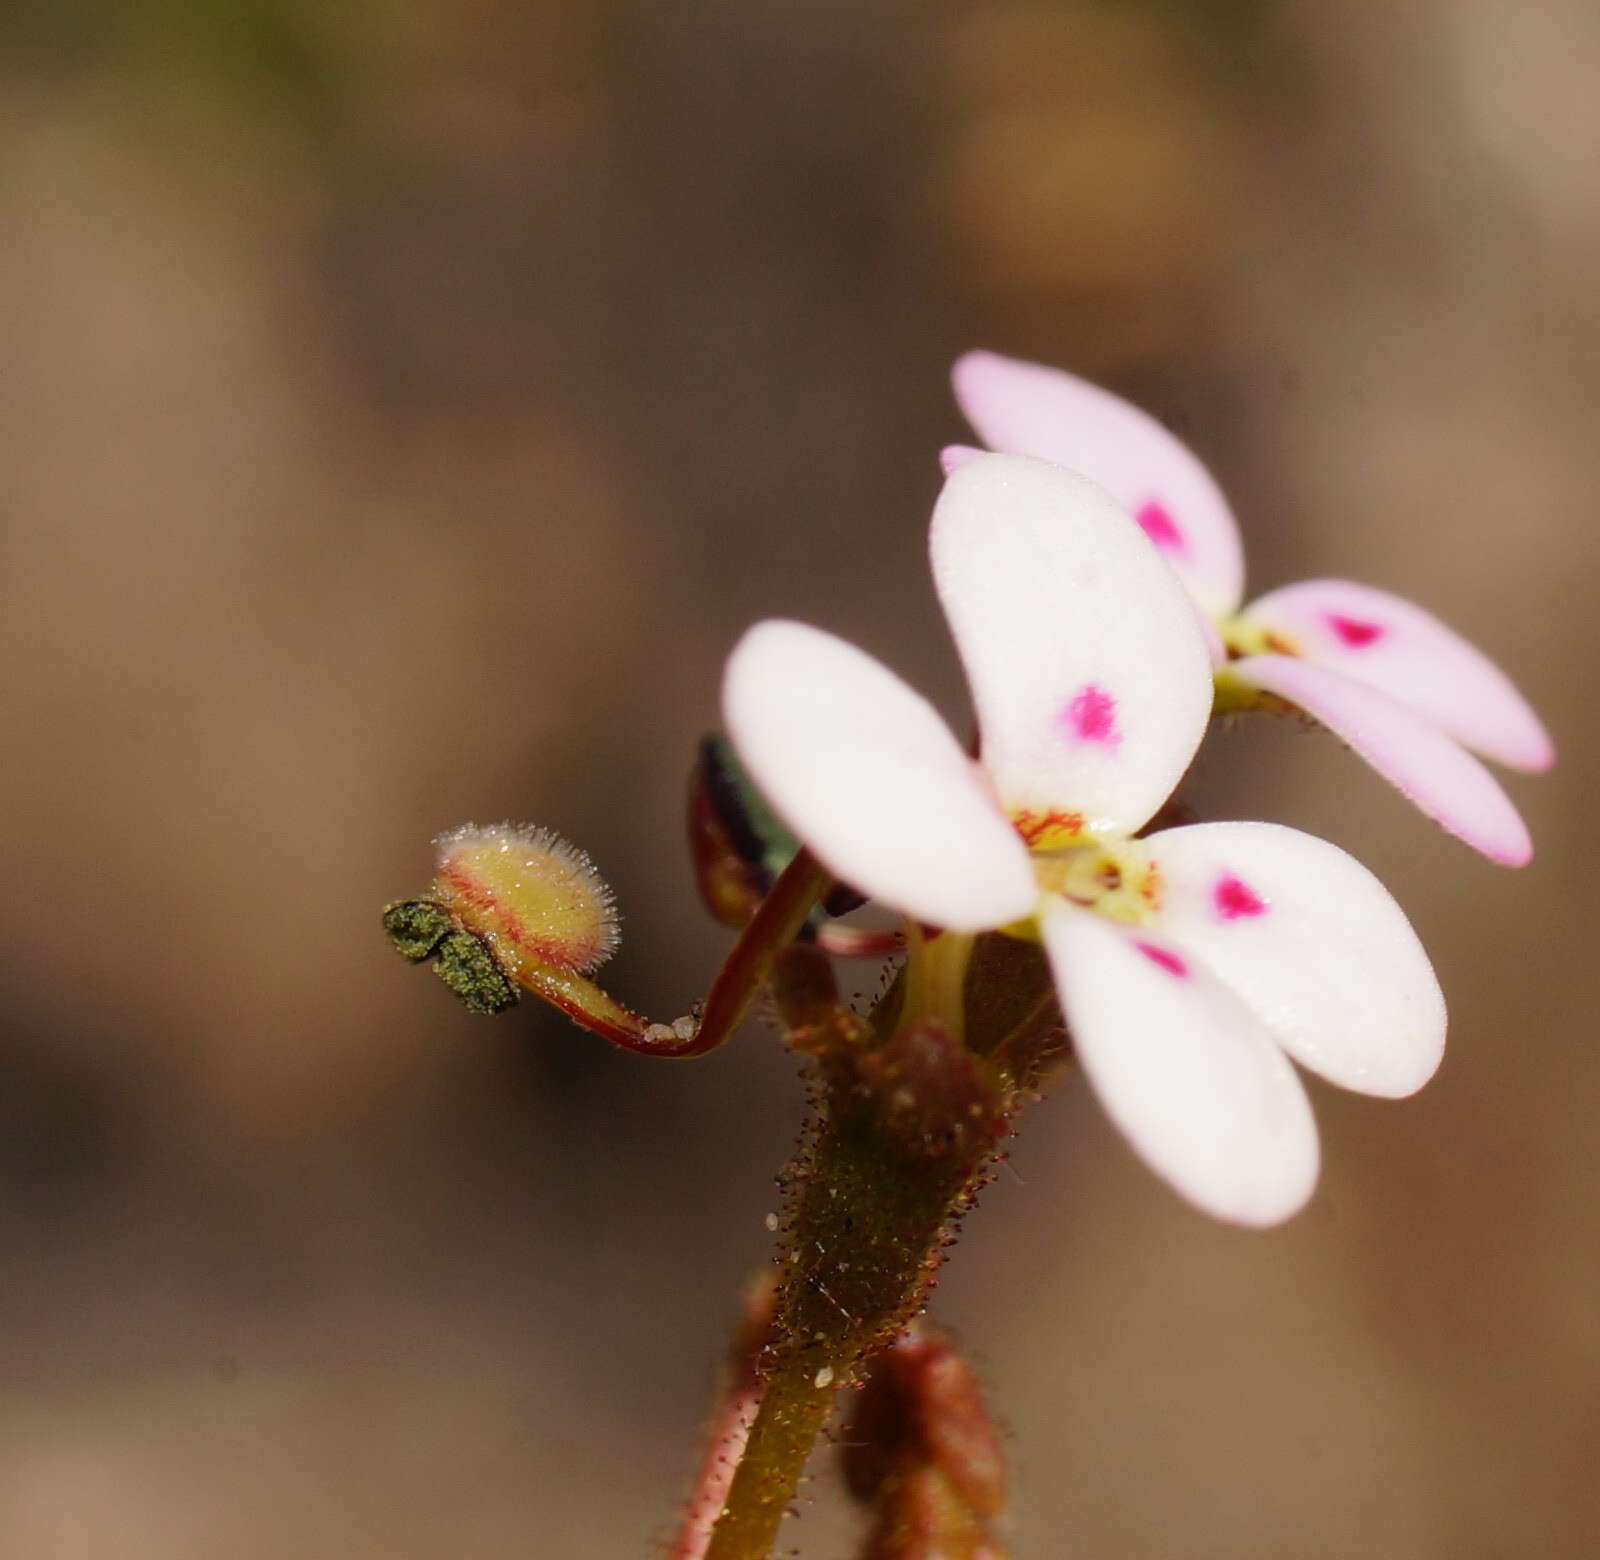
673, 1379, 767, 1560
816, 923, 905, 959
683, 848, 831, 1056
672, 1273, 780, 1560
488, 849, 831, 1058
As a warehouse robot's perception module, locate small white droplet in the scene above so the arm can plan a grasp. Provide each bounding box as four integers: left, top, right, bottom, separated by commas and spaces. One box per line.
813, 1366, 834, 1389
764, 1213, 779, 1232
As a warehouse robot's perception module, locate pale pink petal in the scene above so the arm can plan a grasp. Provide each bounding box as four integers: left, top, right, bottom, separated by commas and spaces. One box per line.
1146, 822, 1446, 1096
1040, 904, 1319, 1227
722, 620, 1037, 931
931, 453, 1214, 838
1231, 654, 1533, 867
945, 441, 1228, 670
1243, 579, 1554, 772
951, 351, 1246, 616
1193, 601, 1229, 670
940, 443, 984, 475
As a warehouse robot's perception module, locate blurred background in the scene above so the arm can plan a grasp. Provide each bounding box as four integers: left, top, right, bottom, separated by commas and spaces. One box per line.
0, 1, 1594, 1554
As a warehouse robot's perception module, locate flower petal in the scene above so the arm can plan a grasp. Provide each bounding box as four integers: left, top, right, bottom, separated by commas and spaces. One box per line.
940, 443, 984, 475
1230, 654, 1533, 866
1146, 821, 1446, 1096
1040, 904, 1319, 1227
931, 453, 1214, 839
721, 619, 1037, 931
1243, 579, 1554, 772
951, 350, 1247, 616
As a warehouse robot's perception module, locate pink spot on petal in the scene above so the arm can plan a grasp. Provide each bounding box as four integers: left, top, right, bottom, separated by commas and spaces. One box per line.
1327, 612, 1385, 648
1214, 874, 1268, 920
1062, 683, 1121, 748
1135, 941, 1189, 979
1136, 500, 1188, 556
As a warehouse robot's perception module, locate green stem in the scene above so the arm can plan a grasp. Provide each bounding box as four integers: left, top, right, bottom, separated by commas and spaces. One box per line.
700, 1360, 836, 1560
703, 1048, 1008, 1558
900, 928, 974, 1050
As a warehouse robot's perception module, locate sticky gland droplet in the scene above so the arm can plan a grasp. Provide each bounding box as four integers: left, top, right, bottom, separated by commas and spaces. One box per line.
433, 822, 619, 973
644, 1015, 700, 1046
1327, 612, 1385, 648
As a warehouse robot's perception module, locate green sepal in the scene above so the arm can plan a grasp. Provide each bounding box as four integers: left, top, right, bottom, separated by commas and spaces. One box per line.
698, 734, 802, 885
697, 735, 864, 924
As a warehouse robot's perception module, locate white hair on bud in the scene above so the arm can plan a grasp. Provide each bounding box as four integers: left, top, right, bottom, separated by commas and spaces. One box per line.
432, 821, 621, 973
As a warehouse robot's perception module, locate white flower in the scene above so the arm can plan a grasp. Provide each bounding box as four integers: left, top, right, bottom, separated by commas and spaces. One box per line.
723, 455, 1444, 1226
949, 350, 1555, 866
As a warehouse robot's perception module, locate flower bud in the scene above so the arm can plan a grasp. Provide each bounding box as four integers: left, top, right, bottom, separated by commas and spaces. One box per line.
843, 1321, 1010, 1560
431, 822, 619, 976
688, 735, 803, 927
689, 739, 773, 929
688, 736, 867, 931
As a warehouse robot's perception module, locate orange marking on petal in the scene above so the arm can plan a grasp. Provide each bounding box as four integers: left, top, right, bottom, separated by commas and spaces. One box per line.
1010, 808, 1087, 850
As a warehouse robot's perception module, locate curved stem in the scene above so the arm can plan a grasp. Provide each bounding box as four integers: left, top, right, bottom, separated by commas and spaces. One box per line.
686, 848, 832, 1057
488, 849, 831, 1056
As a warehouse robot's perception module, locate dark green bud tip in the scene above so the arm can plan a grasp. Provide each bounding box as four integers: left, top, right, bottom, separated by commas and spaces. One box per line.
433, 930, 518, 1015
383, 899, 455, 962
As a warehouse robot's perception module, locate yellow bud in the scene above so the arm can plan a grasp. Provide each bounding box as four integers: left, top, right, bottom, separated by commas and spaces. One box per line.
432, 822, 619, 976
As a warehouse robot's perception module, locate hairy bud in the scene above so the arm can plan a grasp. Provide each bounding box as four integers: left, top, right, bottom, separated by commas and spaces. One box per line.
432, 822, 619, 975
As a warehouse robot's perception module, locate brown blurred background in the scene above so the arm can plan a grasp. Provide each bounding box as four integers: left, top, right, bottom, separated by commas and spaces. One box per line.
0, 1, 1594, 1554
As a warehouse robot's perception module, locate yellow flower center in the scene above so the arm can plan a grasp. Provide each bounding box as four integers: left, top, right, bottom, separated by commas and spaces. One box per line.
1032, 837, 1162, 927
1218, 613, 1300, 660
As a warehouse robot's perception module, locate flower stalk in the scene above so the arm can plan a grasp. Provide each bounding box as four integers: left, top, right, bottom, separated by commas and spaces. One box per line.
697, 940, 1040, 1559
384, 835, 829, 1059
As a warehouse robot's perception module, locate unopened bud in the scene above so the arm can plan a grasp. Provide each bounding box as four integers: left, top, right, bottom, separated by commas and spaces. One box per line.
432, 822, 619, 975
688, 736, 866, 931
689, 737, 777, 928
843, 1322, 1009, 1560
387, 816, 805, 1060
386, 822, 699, 1049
